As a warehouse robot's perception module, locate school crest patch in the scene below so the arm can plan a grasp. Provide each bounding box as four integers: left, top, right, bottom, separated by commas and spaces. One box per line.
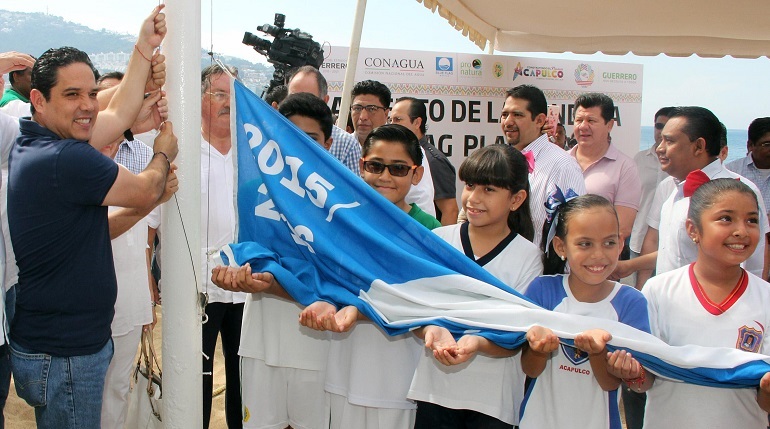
561, 343, 589, 365
736, 325, 763, 353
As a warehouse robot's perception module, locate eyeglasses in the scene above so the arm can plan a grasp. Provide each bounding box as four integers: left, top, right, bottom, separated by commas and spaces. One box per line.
756, 141, 770, 148
654, 122, 666, 130
362, 160, 417, 177
351, 104, 386, 114
205, 91, 230, 101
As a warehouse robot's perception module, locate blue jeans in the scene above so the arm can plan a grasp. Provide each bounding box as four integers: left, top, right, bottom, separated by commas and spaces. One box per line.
10, 339, 113, 429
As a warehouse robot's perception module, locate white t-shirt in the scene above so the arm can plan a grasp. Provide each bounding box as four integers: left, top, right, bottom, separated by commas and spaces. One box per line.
642, 264, 770, 429
201, 138, 246, 304
325, 321, 422, 409
408, 223, 543, 425
238, 293, 329, 370
519, 275, 649, 429
405, 147, 436, 216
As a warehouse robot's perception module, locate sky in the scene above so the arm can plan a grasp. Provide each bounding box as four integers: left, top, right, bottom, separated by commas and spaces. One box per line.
3, 0, 769, 129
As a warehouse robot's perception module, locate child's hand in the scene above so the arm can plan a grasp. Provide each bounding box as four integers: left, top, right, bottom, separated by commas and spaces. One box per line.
211, 265, 238, 291
433, 335, 483, 366
526, 325, 559, 355
758, 372, 770, 412
327, 305, 359, 333
574, 329, 612, 355
299, 301, 337, 331
235, 263, 276, 293
606, 349, 643, 380
423, 326, 460, 364
760, 372, 770, 394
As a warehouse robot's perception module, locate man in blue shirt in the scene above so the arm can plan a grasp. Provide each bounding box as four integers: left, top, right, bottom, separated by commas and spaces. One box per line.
6, 7, 178, 429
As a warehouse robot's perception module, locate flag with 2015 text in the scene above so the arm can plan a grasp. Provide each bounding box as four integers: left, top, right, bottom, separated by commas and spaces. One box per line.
218, 79, 770, 388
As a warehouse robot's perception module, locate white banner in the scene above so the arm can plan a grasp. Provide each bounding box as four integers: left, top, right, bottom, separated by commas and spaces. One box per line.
320, 46, 643, 197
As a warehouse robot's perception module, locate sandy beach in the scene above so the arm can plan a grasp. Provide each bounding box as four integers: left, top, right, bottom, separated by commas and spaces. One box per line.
4, 306, 230, 429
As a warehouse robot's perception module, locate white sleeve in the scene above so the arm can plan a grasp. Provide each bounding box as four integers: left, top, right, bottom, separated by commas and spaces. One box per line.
647, 179, 673, 230
146, 206, 161, 230
0, 100, 30, 120
0, 111, 20, 168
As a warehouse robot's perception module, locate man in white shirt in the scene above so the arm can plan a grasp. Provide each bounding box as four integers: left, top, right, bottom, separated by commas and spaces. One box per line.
617, 107, 768, 282
200, 64, 245, 429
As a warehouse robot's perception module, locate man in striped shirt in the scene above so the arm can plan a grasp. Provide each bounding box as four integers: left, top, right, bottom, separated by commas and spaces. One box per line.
499, 85, 586, 248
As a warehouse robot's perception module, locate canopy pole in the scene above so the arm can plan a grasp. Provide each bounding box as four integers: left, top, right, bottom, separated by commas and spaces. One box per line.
160, 0, 203, 427
336, 0, 368, 131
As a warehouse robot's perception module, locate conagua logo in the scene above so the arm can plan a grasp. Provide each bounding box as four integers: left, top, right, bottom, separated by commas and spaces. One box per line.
575, 63, 595, 87
364, 57, 424, 70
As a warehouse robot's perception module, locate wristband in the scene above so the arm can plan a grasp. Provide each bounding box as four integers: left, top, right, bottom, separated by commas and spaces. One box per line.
134, 44, 152, 62
623, 365, 646, 388
153, 151, 171, 170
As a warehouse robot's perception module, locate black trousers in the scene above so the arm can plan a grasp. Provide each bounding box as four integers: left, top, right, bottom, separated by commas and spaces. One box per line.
621, 386, 646, 429
202, 302, 244, 429
414, 401, 514, 429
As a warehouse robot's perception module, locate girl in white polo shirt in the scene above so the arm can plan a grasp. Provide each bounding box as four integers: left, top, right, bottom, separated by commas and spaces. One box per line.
612, 178, 770, 429
410, 145, 543, 429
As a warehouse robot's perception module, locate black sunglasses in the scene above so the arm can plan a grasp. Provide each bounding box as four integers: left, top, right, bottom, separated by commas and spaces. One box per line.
362, 160, 417, 177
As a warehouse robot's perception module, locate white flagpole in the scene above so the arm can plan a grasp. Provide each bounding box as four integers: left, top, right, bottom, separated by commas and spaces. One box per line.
160, 0, 203, 427
337, 0, 368, 131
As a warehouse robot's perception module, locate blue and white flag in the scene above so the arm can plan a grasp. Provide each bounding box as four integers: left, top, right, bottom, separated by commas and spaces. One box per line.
220, 79, 770, 388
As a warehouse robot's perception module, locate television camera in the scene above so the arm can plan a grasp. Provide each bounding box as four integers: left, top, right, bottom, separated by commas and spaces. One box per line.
242, 13, 324, 97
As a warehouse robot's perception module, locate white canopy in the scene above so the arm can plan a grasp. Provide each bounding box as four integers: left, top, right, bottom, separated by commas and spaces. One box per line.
417, 0, 770, 58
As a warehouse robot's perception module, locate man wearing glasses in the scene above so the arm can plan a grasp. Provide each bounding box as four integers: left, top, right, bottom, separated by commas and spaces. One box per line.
350, 80, 391, 146
350, 80, 436, 216
200, 64, 244, 429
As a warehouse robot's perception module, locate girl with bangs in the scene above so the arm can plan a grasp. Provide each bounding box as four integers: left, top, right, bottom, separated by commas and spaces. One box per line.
409, 144, 543, 429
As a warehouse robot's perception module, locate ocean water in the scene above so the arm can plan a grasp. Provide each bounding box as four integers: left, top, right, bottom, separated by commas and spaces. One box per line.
638, 126, 748, 163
